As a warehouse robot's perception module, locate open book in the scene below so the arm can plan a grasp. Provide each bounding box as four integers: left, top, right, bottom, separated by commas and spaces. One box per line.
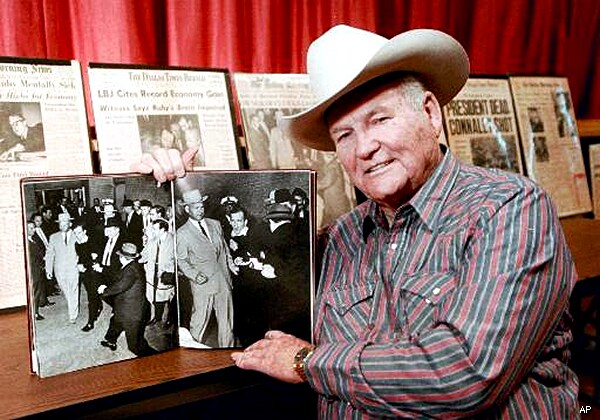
21, 170, 315, 378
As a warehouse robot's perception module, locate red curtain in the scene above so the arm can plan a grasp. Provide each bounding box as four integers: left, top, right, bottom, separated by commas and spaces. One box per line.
0, 0, 597, 118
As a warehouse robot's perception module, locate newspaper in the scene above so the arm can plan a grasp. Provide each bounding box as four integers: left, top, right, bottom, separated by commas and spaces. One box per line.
0, 58, 92, 309
442, 77, 523, 174
509, 76, 591, 217
589, 144, 600, 219
233, 73, 356, 229
88, 65, 241, 173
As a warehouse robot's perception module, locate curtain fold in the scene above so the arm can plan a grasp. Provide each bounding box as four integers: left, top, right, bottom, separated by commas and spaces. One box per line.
0, 0, 596, 118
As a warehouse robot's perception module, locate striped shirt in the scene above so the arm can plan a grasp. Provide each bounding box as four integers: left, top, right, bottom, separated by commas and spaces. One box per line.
307, 149, 579, 419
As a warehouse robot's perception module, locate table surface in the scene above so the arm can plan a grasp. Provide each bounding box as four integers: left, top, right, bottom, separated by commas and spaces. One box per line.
0, 308, 245, 418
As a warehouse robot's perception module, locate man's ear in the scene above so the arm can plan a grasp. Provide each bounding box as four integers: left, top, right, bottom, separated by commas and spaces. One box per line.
422, 91, 443, 138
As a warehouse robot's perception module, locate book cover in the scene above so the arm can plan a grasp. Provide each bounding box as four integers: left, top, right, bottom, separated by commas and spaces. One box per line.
21, 170, 315, 377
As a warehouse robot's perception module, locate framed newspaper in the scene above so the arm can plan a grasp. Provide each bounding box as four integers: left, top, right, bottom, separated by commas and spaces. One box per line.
442, 76, 524, 175
509, 76, 591, 217
589, 144, 600, 219
88, 64, 242, 173
0, 57, 92, 309
233, 72, 356, 229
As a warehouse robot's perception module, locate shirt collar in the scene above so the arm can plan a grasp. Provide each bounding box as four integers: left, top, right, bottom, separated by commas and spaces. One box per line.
361, 145, 460, 239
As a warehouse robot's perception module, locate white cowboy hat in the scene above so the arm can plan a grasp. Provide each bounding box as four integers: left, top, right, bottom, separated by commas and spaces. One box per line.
279, 25, 470, 151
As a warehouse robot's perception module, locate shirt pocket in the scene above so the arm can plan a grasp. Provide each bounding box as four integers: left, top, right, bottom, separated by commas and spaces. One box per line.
399, 271, 457, 337
327, 281, 376, 315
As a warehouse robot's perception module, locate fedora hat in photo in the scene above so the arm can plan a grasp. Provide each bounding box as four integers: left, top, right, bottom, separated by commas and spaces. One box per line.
56, 213, 73, 223
279, 25, 470, 151
182, 189, 208, 205
116, 242, 139, 259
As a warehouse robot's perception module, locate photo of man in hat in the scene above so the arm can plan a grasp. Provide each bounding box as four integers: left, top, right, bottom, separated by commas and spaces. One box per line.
135, 24, 578, 418
45, 212, 79, 324
97, 242, 156, 356
176, 188, 238, 347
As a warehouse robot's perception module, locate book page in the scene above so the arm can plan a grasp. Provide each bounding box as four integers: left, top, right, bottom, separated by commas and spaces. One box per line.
233, 73, 356, 229
89, 65, 240, 173
443, 77, 523, 174
0, 59, 92, 309
510, 76, 591, 217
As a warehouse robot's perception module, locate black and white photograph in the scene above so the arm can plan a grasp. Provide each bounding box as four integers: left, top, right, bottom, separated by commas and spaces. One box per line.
470, 134, 520, 173
22, 175, 177, 377
534, 136, 550, 162
137, 114, 206, 166
553, 88, 576, 138
527, 106, 545, 133
0, 102, 46, 163
175, 170, 315, 349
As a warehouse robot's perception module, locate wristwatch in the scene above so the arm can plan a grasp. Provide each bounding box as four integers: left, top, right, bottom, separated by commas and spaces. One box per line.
292, 346, 315, 382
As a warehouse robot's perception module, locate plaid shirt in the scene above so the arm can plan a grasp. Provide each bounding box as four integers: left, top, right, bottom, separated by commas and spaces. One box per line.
307, 148, 579, 419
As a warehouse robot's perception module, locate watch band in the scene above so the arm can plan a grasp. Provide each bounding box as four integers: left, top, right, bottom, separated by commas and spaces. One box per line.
292, 346, 315, 382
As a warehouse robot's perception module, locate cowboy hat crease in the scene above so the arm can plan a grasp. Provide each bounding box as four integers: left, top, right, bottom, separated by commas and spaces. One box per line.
279, 25, 470, 151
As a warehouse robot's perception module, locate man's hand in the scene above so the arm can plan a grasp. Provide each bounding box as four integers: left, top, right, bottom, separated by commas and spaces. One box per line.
97, 284, 107, 294
131, 147, 198, 184
231, 330, 312, 384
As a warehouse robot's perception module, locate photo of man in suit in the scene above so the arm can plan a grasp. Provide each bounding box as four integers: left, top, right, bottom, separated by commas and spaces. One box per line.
176, 188, 238, 347
45, 213, 79, 324
98, 242, 156, 356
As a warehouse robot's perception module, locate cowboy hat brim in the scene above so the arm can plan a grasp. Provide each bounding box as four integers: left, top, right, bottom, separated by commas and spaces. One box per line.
279, 28, 469, 151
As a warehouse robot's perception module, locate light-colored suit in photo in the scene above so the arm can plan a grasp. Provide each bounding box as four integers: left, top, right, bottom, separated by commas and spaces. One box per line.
177, 217, 234, 347
45, 230, 79, 321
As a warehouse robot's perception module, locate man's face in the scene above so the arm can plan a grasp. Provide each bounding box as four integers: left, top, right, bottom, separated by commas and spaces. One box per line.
9, 115, 26, 137
33, 215, 43, 227
103, 204, 115, 217
229, 211, 247, 235
73, 225, 88, 243
141, 206, 151, 216
149, 208, 159, 221
327, 80, 442, 212
133, 200, 141, 211
43, 209, 53, 220
58, 220, 71, 232
178, 117, 191, 131
185, 202, 205, 221
26, 222, 35, 237
123, 206, 133, 215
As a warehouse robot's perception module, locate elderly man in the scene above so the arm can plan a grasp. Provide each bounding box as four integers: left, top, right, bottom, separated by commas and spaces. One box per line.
134, 26, 578, 418
176, 188, 238, 347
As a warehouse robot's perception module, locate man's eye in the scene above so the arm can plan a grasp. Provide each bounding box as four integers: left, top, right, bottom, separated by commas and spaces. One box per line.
373, 116, 390, 124
335, 132, 350, 143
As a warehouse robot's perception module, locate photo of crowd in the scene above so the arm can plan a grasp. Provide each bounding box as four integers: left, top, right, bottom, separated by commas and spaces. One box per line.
137, 114, 206, 167
23, 176, 176, 377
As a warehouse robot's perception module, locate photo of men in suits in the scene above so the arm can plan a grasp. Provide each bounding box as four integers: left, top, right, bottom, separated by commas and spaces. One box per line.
176, 188, 238, 347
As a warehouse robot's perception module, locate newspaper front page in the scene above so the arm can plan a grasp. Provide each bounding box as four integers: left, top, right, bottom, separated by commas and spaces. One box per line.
510, 76, 591, 217
443, 77, 523, 174
233, 73, 356, 230
0, 58, 92, 309
589, 144, 600, 219
89, 65, 241, 173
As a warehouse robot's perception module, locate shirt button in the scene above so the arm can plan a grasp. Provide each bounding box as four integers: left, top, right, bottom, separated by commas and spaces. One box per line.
425, 298, 432, 304
391, 243, 398, 250
432, 287, 441, 295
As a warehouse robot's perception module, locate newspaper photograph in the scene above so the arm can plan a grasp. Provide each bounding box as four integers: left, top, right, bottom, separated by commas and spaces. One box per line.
589, 144, 600, 219
0, 58, 92, 309
509, 76, 591, 217
233, 73, 356, 229
88, 65, 241, 173
442, 77, 523, 174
